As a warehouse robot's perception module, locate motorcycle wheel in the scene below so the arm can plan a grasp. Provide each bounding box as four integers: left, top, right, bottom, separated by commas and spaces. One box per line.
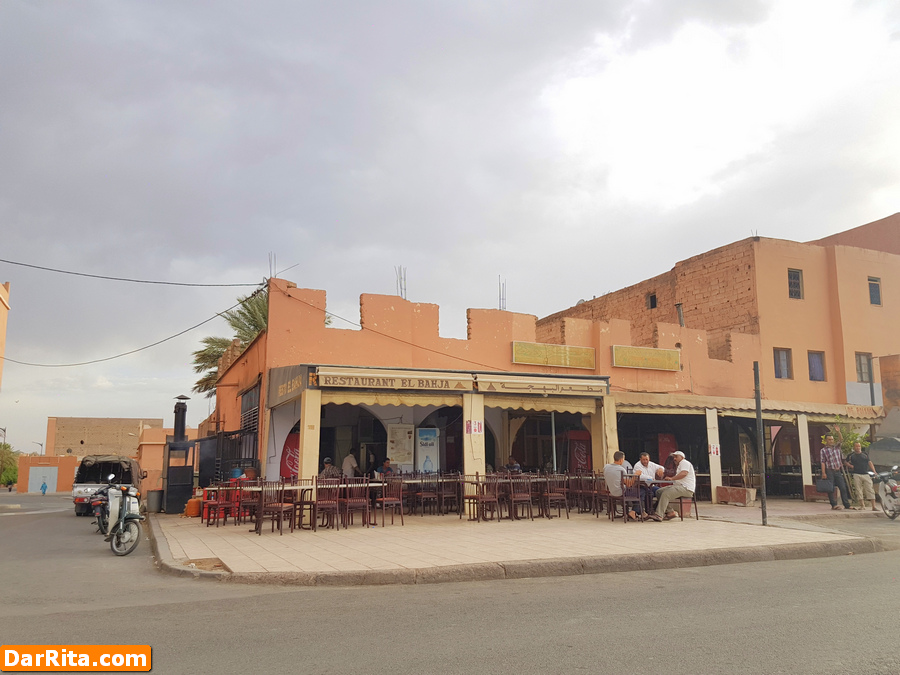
110, 521, 142, 556
96, 513, 109, 535
881, 497, 900, 520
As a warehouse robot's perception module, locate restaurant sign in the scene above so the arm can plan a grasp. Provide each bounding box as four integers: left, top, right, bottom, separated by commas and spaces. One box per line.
267, 365, 312, 409
512, 341, 595, 369
611, 345, 680, 372
475, 374, 608, 397
316, 367, 474, 392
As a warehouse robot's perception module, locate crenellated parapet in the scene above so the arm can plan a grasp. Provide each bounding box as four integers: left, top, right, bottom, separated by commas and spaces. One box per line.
254, 277, 762, 399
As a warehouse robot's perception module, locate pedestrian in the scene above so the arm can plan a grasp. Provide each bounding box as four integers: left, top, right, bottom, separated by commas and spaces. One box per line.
819, 431, 851, 511
845, 442, 877, 511
40, 480, 48, 496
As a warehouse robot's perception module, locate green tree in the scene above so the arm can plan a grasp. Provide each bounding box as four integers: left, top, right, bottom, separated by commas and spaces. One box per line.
192, 290, 269, 398
0, 443, 19, 485
821, 415, 870, 456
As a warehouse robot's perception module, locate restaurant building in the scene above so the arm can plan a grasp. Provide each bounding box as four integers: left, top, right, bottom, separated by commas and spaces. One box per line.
207, 214, 898, 504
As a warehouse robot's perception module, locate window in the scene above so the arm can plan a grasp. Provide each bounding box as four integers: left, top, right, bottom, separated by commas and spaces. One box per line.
774, 348, 793, 379
869, 277, 882, 305
788, 269, 803, 299
856, 352, 873, 383
646, 293, 657, 309
808, 351, 826, 381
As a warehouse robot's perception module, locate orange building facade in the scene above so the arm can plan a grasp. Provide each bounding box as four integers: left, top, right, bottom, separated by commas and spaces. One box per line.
209, 215, 897, 504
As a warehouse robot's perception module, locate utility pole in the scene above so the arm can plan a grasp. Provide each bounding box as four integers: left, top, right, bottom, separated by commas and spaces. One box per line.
753, 362, 768, 526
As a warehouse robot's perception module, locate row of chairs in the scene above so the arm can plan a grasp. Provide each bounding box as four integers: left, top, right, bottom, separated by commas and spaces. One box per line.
459, 474, 571, 522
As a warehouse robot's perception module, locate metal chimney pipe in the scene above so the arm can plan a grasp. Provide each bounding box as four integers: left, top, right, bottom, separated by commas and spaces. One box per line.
173, 395, 190, 442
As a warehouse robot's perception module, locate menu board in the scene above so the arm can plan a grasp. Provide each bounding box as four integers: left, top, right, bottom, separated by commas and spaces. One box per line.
387, 424, 415, 469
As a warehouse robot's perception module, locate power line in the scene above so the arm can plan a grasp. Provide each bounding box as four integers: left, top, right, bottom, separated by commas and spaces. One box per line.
0, 257, 260, 287
0, 286, 266, 367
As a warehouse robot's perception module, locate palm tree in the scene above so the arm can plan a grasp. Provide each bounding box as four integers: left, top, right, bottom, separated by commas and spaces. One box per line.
192, 290, 268, 398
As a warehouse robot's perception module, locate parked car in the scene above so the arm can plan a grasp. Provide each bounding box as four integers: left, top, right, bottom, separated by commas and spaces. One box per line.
72, 455, 145, 516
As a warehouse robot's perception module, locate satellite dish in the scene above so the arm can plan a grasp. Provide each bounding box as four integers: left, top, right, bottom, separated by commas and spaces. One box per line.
575, 299, 586, 305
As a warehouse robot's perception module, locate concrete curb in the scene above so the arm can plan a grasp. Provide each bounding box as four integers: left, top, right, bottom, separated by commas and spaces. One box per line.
146, 514, 230, 582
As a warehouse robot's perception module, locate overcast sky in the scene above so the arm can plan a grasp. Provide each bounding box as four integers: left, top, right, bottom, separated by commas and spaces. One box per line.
1, 0, 898, 453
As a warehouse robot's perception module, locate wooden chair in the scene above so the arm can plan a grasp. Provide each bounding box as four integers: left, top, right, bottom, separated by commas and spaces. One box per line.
461, 474, 501, 522
542, 474, 570, 519
313, 477, 341, 531
236, 480, 261, 526
340, 477, 371, 528
374, 477, 404, 527
206, 484, 236, 527
411, 475, 439, 516
607, 473, 643, 523
438, 474, 460, 515
260, 481, 295, 535
675, 491, 700, 520
507, 475, 533, 520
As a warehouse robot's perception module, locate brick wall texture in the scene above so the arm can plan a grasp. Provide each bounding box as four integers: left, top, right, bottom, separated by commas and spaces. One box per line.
49, 417, 163, 457
538, 239, 759, 360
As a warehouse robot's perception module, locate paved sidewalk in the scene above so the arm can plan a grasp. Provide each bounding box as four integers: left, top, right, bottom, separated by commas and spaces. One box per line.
147, 498, 897, 586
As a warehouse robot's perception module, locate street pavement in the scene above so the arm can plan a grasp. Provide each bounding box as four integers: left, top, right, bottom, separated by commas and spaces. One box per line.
4, 491, 900, 674
150, 494, 898, 586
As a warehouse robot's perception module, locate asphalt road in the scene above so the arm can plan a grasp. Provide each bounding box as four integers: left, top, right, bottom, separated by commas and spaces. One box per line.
3, 493, 900, 675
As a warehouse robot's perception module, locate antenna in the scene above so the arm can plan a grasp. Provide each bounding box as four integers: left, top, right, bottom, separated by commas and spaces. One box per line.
395, 266, 407, 300
498, 275, 507, 310
268, 252, 276, 278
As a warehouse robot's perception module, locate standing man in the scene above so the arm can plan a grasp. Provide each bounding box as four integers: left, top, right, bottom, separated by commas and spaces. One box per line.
40, 479, 48, 496
845, 441, 877, 511
342, 449, 361, 480
647, 450, 695, 521
820, 432, 851, 511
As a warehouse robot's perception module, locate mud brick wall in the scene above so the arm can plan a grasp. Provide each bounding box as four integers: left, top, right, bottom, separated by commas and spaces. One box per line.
538, 239, 759, 357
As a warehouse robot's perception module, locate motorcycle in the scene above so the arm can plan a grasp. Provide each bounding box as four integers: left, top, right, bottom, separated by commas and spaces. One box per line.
871, 465, 900, 520
101, 473, 145, 555
90, 483, 112, 535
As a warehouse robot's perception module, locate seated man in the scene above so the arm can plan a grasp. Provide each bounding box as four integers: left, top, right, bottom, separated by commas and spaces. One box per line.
633, 452, 663, 510
375, 458, 394, 476
318, 457, 342, 479
503, 456, 522, 473
647, 450, 695, 522
603, 451, 643, 521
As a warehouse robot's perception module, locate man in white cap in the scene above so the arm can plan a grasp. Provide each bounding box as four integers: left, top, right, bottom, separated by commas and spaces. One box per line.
646, 450, 695, 521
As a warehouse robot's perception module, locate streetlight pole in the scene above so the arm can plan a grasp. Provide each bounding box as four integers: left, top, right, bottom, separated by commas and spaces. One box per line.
33, 441, 43, 455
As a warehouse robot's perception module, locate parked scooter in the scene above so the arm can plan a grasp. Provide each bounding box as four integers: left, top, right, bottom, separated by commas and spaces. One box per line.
101, 473, 145, 555
871, 466, 900, 520
90, 483, 112, 535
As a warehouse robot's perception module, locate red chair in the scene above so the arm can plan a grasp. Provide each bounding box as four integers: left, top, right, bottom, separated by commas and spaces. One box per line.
206, 485, 236, 527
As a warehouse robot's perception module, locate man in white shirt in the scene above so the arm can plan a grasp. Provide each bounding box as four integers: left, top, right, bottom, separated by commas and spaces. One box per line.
647, 450, 695, 521
634, 452, 663, 513
342, 450, 361, 480
633, 452, 663, 485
